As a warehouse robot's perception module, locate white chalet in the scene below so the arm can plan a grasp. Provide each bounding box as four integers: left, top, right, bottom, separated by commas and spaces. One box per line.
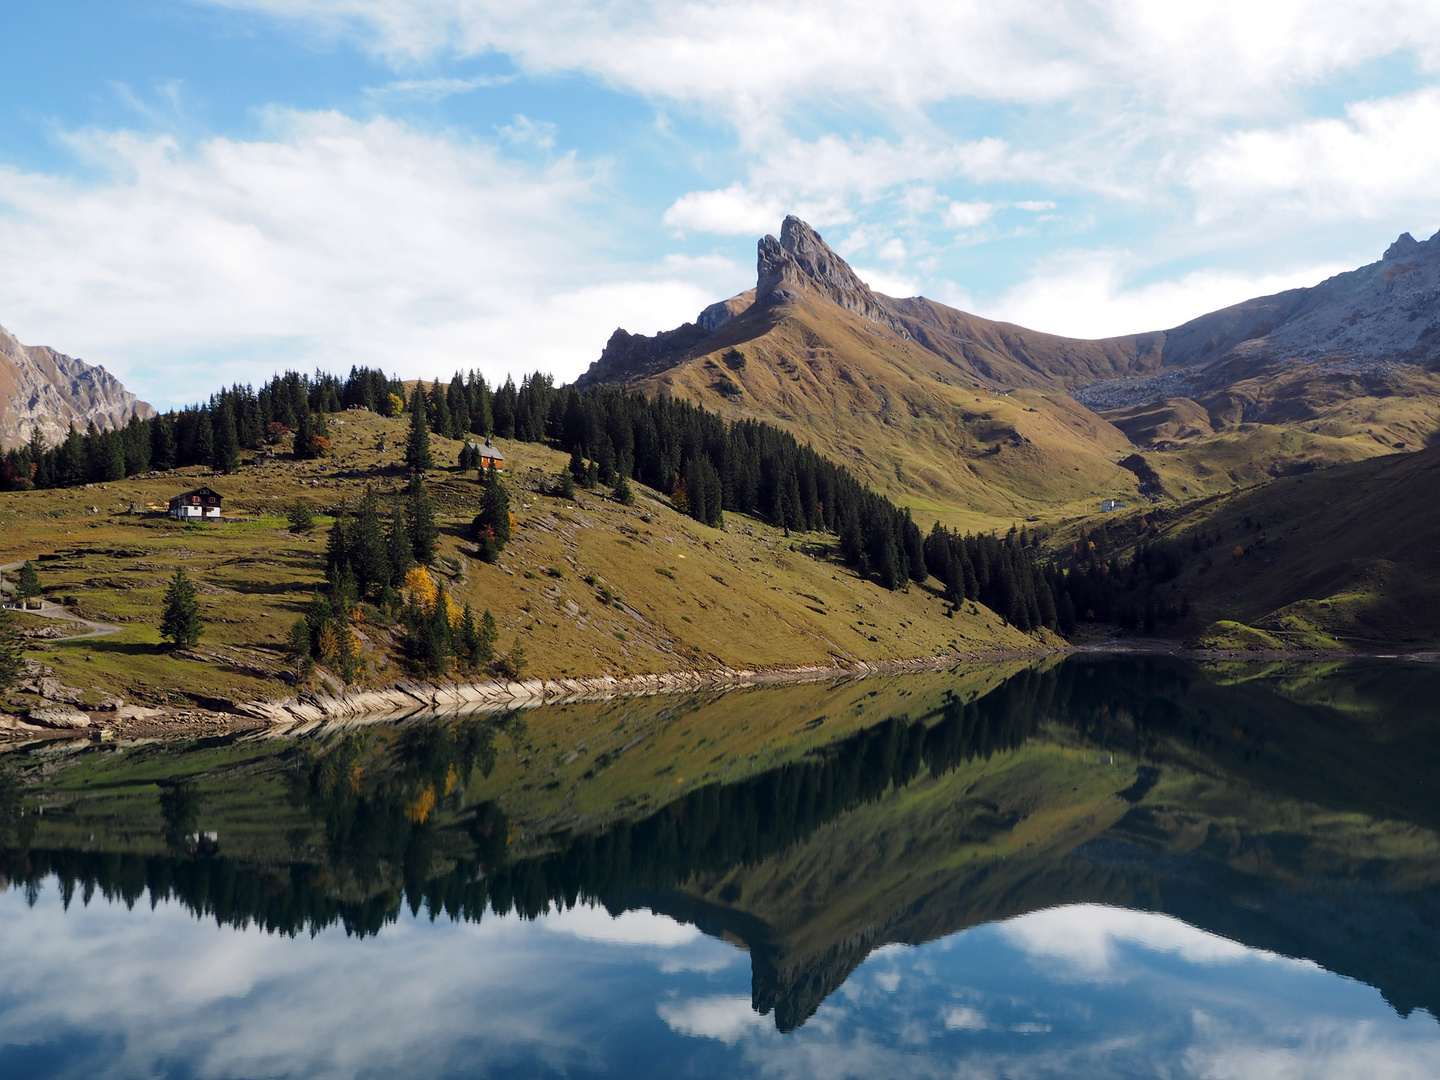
169, 486, 223, 520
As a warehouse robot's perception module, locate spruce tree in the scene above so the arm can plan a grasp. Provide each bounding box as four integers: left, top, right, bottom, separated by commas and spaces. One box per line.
151, 414, 178, 470
479, 610, 498, 663
430, 378, 453, 439
406, 386, 434, 472
16, 561, 41, 605
387, 496, 416, 584
212, 404, 241, 473
352, 486, 391, 598
0, 608, 21, 691
159, 568, 203, 648
404, 472, 439, 564
612, 472, 634, 506
474, 462, 511, 548
293, 407, 314, 460
193, 411, 214, 466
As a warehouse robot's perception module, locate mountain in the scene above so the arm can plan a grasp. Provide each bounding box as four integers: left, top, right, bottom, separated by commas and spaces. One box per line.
581, 217, 1155, 527
578, 218, 1440, 523
1076, 228, 1440, 452
0, 323, 155, 449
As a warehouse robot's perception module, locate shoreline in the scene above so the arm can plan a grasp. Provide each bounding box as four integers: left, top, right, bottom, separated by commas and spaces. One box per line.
2, 641, 1436, 745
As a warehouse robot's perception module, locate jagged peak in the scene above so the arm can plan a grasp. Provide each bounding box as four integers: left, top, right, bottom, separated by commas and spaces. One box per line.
1383, 232, 1420, 261
756, 216, 897, 330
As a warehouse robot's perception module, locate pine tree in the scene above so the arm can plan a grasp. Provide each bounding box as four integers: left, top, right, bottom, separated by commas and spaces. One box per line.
430, 378, 453, 439
212, 404, 241, 473
0, 608, 21, 691
293, 407, 314, 460
16, 561, 41, 605
387, 496, 416, 584
159, 568, 203, 648
192, 411, 214, 466
458, 604, 481, 669
404, 472, 439, 564
287, 501, 314, 534
151, 414, 178, 470
286, 617, 314, 676
473, 463, 511, 548
406, 385, 434, 472
612, 472, 634, 506
352, 486, 391, 599
479, 610, 498, 663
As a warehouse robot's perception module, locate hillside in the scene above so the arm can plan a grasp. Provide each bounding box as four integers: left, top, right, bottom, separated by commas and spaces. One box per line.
578, 217, 1431, 528
0, 409, 1042, 726
0, 323, 155, 449
1159, 445, 1440, 649
582, 218, 1158, 529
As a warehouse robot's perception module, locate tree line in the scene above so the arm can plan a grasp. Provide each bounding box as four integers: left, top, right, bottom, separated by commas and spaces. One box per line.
0, 667, 1053, 939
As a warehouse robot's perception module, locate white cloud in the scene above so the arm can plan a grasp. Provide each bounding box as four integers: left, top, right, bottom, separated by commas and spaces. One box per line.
997, 904, 1267, 976
943, 201, 997, 229
977, 250, 1350, 338
197, 1, 1440, 122
852, 267, 922, 298
0, 111, 717, 407
1015, 200, 1057, 212
1189, 87, 1440, 223
497, 113, 557, 148
657, 994, 769, 1046
943, 1005, 987, 1030
365, 74, 511, 100
542, 904, 701, 947
663, 181, 791, 236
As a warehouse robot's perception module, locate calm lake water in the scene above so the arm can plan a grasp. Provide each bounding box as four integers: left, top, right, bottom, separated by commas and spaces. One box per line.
1, 655, 1438, 1078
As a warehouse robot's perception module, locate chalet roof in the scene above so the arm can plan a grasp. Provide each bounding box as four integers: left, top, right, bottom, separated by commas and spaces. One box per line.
468, 440, 505, 460
169, 486, 224, 503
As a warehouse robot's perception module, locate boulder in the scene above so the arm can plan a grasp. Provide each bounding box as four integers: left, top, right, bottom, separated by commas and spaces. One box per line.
29, 706, 91, 729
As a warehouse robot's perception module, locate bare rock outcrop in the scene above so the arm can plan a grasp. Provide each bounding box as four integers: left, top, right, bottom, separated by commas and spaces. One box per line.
0, 323, 156, 450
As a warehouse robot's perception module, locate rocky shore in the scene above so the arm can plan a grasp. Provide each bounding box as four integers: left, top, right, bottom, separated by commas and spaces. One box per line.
0, 649, 1063, 742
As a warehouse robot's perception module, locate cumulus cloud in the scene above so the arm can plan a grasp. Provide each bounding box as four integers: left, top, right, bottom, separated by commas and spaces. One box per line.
943, 201, 997, 229
0, 111, 721, 406
197, 1, 1440, 122
977, 250, 1351, 338
657, 994, 770, 1046
542, 904, 701, 947
996, 904, 1269, 975
1188, 87, 1440, 223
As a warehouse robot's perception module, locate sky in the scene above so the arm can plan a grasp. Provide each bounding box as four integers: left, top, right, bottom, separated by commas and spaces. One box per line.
3, 889, 1437, 1079
4, 2, 1440, 407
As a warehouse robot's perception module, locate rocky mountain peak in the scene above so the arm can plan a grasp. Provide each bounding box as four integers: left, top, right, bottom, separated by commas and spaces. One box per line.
757, 216, 896, 328
1384, 232, 1421, 261
0, 323, 155, 449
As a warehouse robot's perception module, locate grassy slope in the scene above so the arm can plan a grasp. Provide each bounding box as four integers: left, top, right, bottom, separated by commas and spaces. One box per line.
0, 410, 1039, 713
1156, 447, 1440, 648
637, 298, 1146, 532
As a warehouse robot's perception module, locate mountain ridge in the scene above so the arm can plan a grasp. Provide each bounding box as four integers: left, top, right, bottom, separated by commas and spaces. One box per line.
0, 323, 155, 449
576, 217, 1440, 523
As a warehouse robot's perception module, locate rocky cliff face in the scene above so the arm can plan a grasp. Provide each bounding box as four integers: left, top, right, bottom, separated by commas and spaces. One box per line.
0, 324, 156, 449
1160, 228, 1440, 372
758, 215, 906, 332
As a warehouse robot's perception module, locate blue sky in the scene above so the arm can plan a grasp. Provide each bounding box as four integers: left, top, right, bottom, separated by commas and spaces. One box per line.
3, 889, 1437, 1078
4, 2, 1440, 406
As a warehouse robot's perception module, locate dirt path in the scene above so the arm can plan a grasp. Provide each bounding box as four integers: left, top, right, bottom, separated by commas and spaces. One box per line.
0, 561, 121, 640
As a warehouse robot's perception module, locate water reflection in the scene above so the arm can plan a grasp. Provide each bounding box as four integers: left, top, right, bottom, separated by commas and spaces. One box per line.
1, 656, 1438, 1076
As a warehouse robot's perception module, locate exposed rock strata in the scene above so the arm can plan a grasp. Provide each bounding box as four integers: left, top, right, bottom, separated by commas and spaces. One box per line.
0, 323, 155, 449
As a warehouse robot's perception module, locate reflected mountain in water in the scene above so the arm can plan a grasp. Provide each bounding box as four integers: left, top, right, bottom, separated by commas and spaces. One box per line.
1, 657, 1438, 1031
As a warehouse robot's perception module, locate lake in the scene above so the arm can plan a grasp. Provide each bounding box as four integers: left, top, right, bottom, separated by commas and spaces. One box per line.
1, 655, 1438, 1078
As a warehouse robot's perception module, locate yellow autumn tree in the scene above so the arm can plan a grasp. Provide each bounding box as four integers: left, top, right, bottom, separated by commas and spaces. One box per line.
403, 566, 439, 610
